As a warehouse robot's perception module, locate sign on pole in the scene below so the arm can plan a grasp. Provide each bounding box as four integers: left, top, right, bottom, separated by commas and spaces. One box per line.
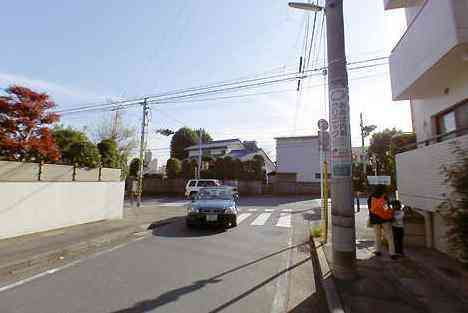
367, 176, 391, 186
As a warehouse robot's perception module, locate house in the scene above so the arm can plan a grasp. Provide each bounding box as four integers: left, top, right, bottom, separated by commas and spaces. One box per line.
384, 0, 468, 254
275, 135, 330, 183
184, 139, 276, 174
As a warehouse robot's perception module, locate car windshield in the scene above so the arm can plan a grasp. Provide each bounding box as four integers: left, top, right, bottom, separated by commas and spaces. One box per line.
198, 188, 233, 200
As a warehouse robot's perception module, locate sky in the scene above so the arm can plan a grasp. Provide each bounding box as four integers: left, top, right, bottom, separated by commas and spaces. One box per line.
0, 0, 409, 165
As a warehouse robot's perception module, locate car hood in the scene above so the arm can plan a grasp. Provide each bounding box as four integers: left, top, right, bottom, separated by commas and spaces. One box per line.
192, 199, 235, 209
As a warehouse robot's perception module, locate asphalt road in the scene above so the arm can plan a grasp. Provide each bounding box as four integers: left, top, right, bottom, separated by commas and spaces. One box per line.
0, 197, 323, 313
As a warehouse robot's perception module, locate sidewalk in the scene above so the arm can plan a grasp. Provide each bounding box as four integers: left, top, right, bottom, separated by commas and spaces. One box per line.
321, 207, 468, 313
0, 202, 185, 285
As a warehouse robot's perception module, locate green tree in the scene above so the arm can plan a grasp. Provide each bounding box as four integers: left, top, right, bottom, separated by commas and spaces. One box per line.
252, 155, 265, 180
129, 158, 141, 177
369, 128, 416, 190
166, 158, 181, 179
170, 127, 212, 160
97, 138, 120, 168
68, 141, 101, 168
181, 159, 197, 179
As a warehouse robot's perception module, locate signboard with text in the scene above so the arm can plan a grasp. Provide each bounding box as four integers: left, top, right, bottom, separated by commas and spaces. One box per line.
329, 87, 352, 177
367, 176, 391, 186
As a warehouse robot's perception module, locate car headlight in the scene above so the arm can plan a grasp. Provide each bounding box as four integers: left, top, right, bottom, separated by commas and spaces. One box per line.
224, 207, 235, 214
187, 206, 198, 213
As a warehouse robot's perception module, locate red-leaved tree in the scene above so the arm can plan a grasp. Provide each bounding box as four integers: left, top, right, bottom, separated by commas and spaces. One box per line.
0, 85, 60, 161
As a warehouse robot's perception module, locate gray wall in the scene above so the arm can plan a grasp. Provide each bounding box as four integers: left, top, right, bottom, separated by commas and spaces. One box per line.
0, 181, 124, 239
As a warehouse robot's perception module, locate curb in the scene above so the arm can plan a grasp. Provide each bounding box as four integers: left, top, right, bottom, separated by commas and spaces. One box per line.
310, 238, 346, 313
0, 219, 174, 281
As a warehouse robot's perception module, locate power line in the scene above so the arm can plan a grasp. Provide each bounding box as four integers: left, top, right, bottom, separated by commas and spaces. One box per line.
57, 58, 388, 116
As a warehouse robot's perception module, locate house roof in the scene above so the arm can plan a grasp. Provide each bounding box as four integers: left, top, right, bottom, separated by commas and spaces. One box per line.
185, 138, 242, 151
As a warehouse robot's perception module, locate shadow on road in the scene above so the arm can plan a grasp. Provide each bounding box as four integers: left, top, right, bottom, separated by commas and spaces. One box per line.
107, 242, 310, 313
150, 217, 226, 238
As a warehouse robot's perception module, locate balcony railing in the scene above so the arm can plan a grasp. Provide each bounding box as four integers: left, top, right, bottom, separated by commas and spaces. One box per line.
391, 0, 429, 53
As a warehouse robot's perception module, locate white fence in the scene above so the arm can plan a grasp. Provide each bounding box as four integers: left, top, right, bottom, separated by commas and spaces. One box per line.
0, 161, 124, 239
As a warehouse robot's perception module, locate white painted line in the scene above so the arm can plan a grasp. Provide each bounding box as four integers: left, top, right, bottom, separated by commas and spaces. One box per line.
251, 213, 272, 226
281, 208, 292, 213
236, 213, 252, 224
271, 228, 293, 313
276, 213, 291, 228
248, 208, 257, 212
265, 209, 275, 212
0, 236, 147, 294
157, 202, 188, 207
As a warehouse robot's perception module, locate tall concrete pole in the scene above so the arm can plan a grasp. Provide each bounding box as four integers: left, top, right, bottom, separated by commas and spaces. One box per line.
326, 0, 356, 279
197, 129, 202, 179
137, 98, 149, 207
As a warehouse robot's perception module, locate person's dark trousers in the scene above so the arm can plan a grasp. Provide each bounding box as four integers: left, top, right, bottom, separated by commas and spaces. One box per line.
393, 227, 405, 255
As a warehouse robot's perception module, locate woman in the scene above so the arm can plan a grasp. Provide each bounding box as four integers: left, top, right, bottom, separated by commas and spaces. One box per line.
368, 185, 397, 260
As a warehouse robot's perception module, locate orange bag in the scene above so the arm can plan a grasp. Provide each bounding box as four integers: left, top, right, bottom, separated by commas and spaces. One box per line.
370, 197, 393, 221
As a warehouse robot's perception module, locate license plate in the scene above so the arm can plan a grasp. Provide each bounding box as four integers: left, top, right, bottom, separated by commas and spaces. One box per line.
206, 214, 218, 222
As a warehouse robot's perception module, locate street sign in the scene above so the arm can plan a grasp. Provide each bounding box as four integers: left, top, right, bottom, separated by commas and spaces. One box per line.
367, 176, 391, 186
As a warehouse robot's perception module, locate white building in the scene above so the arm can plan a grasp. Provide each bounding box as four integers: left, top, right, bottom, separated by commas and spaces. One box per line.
385, 0, 468, 253
275, 135, 330, 183
184, 139, 276, 174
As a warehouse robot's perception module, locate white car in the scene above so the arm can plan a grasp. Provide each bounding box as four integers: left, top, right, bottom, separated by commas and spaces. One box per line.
185, 179, 238, 199
185, 179, 221, 199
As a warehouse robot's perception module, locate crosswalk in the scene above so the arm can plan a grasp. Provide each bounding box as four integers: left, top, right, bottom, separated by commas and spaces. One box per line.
236, 209, 293, 228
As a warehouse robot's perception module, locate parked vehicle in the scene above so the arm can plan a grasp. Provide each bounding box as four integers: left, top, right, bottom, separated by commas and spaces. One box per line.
186, 187, 239, 228
185, 179, 221, 199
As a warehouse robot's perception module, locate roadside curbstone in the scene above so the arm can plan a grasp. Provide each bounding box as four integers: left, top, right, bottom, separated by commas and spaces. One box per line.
310, 238, 346, 313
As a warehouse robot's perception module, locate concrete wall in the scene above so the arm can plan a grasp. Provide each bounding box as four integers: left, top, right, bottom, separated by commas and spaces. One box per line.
0, 182, 124, 239
411, 65, 468, 142
389, 0, 468, 100
0, 161, 121, 182
396, 134, 468, 212
276, 137, 326, 183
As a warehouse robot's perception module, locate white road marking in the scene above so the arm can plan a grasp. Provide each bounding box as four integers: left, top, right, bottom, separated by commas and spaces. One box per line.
157, 202, 189, 207
248, 208, 257, 212
281, 208, 292, 213
271, 228, 293, 313
276, 213, 291, 228
265, 209, 275, 212
236, 213, 252, 224
0, 237, 146, 294
251, 213, 272, 226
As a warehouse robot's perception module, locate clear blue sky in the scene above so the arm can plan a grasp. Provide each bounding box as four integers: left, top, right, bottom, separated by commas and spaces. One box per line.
0, 0, 409, 164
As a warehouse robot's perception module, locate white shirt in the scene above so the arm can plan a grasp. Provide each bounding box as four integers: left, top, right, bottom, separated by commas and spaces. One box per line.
393, 211, 405, 228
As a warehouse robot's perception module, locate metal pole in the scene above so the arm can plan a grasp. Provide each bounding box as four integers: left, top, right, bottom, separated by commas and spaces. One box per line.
326, 0, 356, 279
197, 129, 202, 179
137, 98, 149, 207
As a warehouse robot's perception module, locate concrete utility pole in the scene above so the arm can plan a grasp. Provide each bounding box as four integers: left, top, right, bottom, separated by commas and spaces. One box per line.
137, 98, 150, 207
325, 0, 356, 279
289, 0, 356, 279
197, 129, 202, 179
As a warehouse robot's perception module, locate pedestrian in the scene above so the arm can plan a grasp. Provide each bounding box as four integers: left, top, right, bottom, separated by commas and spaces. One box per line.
129, 176, 138, 207
391, 200, 405, 257
368, 185, 397, 260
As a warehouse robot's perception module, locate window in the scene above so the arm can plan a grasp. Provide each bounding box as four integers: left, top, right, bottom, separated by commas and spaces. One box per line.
315, 173, 321, 179
198, 180, 217, 187
189, 181, 196, 187
434, 100, 468, 141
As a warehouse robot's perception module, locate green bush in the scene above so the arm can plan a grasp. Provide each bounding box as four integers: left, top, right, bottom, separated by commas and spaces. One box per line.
439, 144, 468, 265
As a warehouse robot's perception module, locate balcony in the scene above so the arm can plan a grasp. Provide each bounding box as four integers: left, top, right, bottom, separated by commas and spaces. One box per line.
388, 0, 468, 100
395, 131, 468, 212
384, 0, 424, 10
